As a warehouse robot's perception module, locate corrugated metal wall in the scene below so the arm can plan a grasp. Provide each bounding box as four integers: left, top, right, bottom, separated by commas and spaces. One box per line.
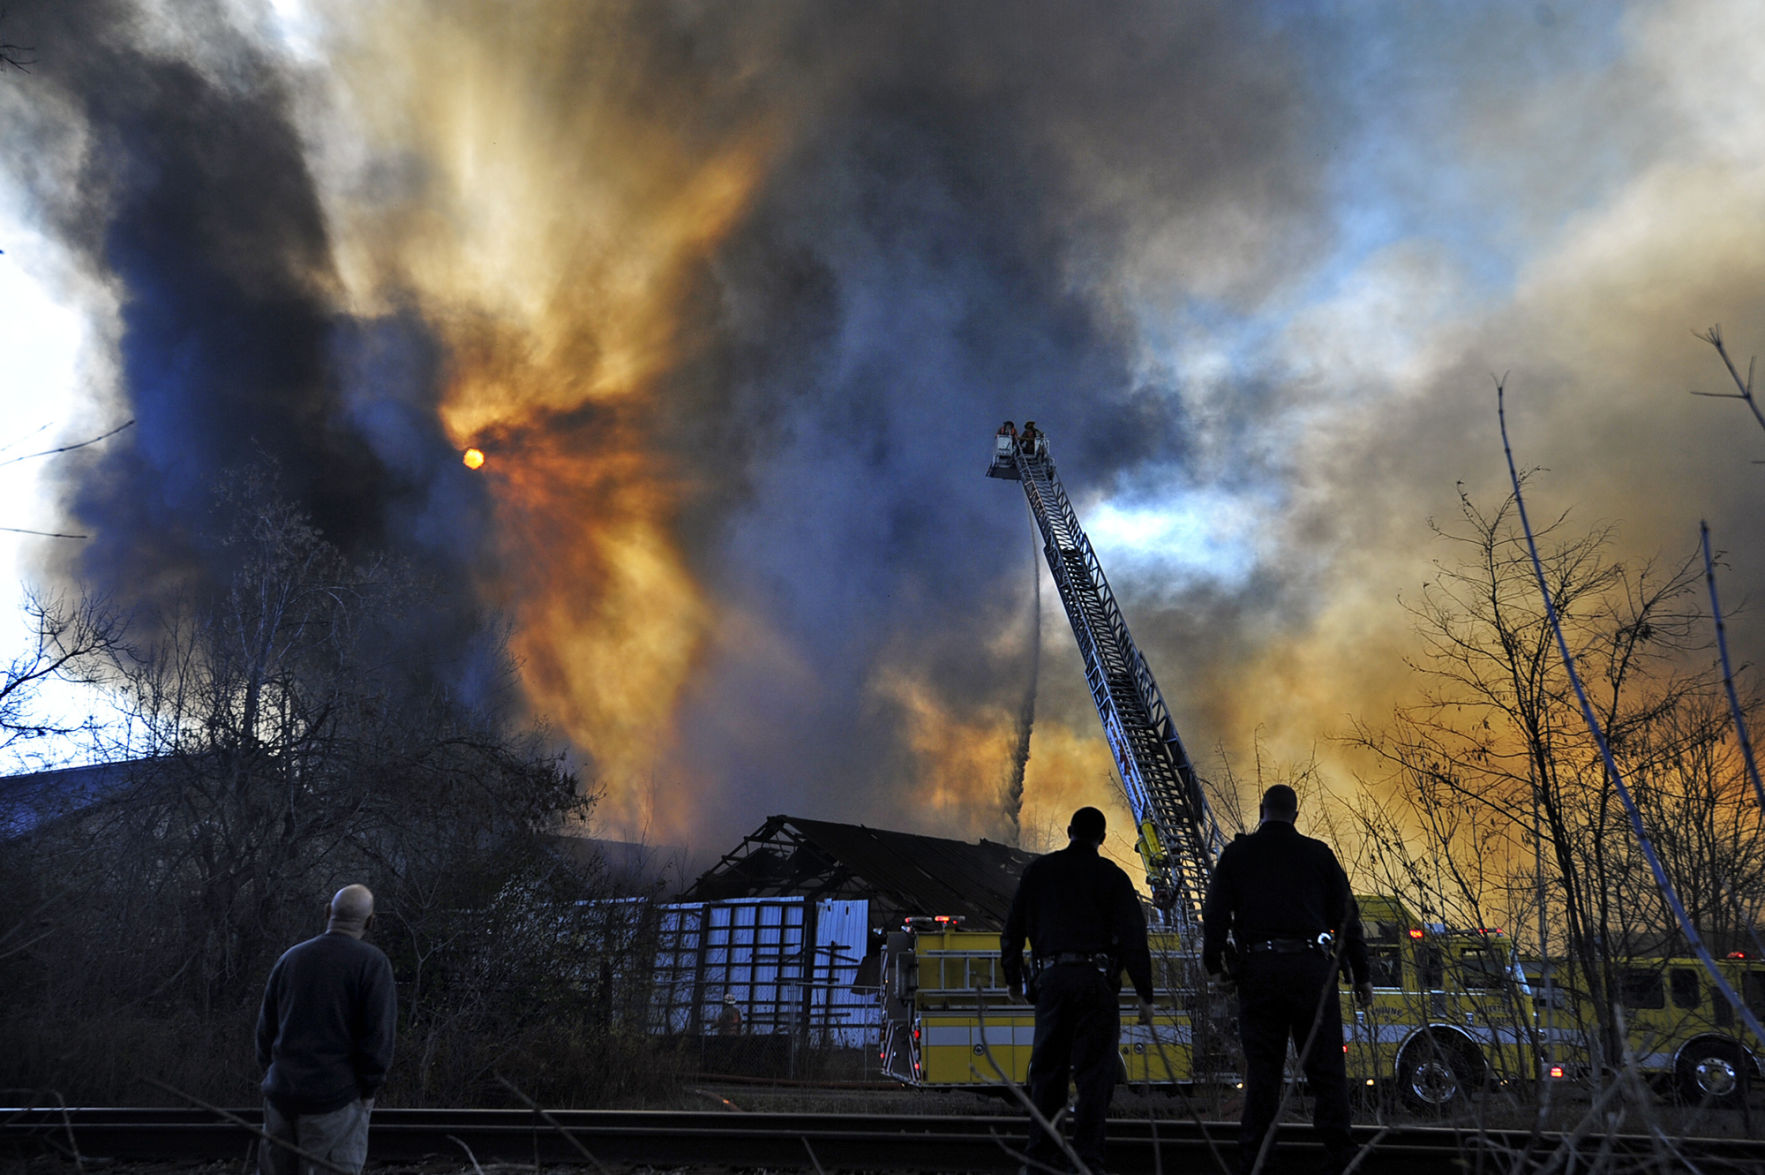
809, 898, 876, 1047
648, 896, 879, 1047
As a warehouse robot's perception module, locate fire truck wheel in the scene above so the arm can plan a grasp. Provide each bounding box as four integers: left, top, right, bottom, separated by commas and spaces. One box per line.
1396, 1036, 1479, 1112
1675, 1039, 1750, 1109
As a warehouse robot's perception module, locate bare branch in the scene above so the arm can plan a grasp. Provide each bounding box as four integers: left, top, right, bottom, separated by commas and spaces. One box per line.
1692, 325, 1765, 439
494, 1074, 610, 1174
0, 526, 87, 539
0, 419, 135, 470
142, 1078, 353, 1175
0, 7, 32, 73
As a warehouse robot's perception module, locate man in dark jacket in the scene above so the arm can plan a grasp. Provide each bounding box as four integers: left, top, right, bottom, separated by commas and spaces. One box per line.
1002, 806, 1154, 1174
256, 884, 397, 1175
1202, 786, 1372, 1175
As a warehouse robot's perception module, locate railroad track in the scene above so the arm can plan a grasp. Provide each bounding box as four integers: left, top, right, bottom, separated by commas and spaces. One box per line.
7, 1107, 1765, 1173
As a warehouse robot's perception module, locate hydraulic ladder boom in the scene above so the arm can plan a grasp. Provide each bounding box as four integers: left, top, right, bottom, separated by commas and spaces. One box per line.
989, 423, 1224, 927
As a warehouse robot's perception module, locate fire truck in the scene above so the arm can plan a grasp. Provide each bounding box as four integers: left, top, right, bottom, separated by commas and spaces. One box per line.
1521, 953, 1765, 1107
879, 917, 1224, 1090
1349, 897, 1535, 1108
879, 897, 1538, 1107
876, 425, 1538, 1107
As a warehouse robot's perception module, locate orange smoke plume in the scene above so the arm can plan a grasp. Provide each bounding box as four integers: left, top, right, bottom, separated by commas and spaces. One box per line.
312, 7, 784, 842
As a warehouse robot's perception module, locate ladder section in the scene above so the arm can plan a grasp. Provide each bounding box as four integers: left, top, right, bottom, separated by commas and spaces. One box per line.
991, 430, 1223, 926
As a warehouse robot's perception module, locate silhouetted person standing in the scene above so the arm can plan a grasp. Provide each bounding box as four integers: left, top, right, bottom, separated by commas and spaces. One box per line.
257, 884, 397, 1175
1002, 806, 1154, 1174
1202, 786, 1371, 1175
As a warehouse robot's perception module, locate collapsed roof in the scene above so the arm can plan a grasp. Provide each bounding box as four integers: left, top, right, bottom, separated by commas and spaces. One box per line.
681, 814, 1039, 930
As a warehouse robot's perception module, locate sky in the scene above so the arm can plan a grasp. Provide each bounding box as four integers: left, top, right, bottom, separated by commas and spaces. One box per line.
1, 0, 1763, 874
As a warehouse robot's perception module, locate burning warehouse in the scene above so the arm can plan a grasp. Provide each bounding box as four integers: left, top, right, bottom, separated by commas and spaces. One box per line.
636, 815, 1037, 1067
682, 814, 1037, 929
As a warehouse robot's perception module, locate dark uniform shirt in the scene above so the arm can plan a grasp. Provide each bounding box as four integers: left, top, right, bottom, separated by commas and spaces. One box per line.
257, 931, 398, 1114
1201, 821, 1369, 986
1001, 841, 1154, 1000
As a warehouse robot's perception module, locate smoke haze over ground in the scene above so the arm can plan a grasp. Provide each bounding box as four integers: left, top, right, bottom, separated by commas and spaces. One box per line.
2, 1, 1763, 870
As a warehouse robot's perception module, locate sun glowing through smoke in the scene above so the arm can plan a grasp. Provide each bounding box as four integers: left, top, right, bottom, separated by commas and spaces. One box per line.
462, 447, 485, 470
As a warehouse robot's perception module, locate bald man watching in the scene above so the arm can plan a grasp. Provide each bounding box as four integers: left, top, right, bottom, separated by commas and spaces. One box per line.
256, 885, 397, 1175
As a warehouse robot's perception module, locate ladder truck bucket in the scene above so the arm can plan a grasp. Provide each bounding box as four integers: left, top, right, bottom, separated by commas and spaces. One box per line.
987, 430, 1021, 480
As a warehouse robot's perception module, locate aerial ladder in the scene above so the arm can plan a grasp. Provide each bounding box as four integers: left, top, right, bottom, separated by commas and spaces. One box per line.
876, 424, 1535, 1094
988, 422, 1225, 929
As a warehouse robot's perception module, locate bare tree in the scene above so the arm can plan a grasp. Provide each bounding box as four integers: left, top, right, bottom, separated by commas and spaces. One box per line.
0, 419, 138, 759
0, 477, 616, 1104
0, 588, 125, 761
1619, 690, 1765, 955
1346, 479, 1741, 1073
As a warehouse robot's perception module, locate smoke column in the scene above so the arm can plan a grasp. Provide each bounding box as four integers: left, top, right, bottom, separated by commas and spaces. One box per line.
0, 0, 1337, 857
18, 3, 1756, 869
307, 0, 1326, 853
1, 0, 501, 711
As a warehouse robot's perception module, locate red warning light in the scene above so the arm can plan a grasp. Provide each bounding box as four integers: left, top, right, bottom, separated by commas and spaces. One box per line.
1549, 1065, 1565, 1079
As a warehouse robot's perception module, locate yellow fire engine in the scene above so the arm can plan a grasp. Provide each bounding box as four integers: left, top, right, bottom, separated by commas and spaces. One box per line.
880, 897, 1540, 1109
1347, 896, 1536, 1108
879, 919, 1219, 1091
1523, 952, 1765, 1107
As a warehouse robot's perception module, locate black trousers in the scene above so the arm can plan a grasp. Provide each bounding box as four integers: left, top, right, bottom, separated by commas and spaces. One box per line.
1025, 962, 1120, 1170
1236, 951, 1354, 1174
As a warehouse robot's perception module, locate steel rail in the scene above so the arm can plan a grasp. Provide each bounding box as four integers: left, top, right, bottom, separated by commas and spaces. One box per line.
8, 1107, 1765, 1172
10, 1100, 1765, 1164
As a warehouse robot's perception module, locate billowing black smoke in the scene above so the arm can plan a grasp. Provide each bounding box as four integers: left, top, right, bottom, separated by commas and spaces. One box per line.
12, 1, 1331, 847
13, 0, 495, 700
637, 3, 1331, 840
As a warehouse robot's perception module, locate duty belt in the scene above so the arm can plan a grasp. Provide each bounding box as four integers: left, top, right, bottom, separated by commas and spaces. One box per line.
1243, 933, 1334, 956
1036, 950, 1113, 969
